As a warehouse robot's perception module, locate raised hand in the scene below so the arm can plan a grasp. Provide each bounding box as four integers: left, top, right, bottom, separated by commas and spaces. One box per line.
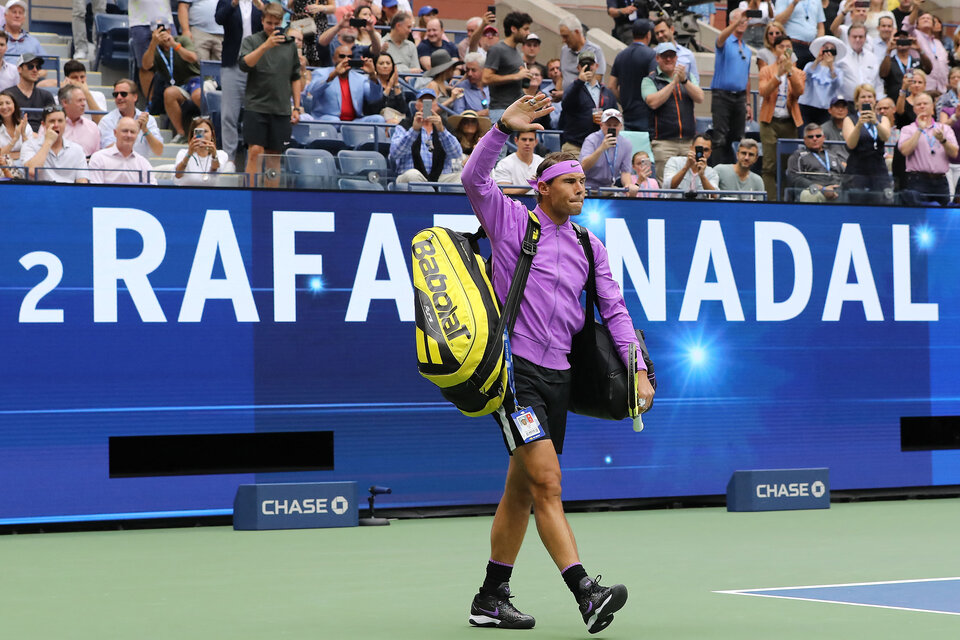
499, 93, 554, 132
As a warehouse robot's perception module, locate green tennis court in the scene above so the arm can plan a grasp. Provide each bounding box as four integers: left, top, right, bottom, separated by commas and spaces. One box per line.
3, 497, 958, 639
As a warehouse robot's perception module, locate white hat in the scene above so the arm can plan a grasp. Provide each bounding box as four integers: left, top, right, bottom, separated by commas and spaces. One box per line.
601, 108, 623, 123
809, 35, 848, 63
5, 0, 27, 10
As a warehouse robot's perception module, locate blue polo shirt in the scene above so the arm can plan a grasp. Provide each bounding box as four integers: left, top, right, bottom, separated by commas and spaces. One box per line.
710, 35, 751, 92
774, 0, 824, 44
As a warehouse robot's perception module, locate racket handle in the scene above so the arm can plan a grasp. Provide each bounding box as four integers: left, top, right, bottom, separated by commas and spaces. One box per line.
633, 415, 644, 433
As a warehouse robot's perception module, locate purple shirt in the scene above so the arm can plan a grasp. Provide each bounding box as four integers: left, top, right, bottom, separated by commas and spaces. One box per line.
462, 126, 642, 371
898, 121, 958, 174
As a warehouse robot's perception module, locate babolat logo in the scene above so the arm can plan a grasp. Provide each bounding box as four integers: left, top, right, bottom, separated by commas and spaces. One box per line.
727, 469, 830, 512
234, 482, 358, 530
413, 238, 471, 342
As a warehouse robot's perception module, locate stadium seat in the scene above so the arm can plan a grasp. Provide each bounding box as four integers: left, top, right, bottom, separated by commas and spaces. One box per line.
695, 117, 712, 135
283, 148, 337, 189
290, 123, 343, 153
538, 131, 560, 153
337, 150, 388, 177
338, 178, 384, 191
340, 124, 375, 149
438, 184, 465, 193
93, 14, 130, 72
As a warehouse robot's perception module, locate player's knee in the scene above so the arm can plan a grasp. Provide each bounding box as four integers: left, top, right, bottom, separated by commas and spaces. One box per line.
527, 469, 562, 503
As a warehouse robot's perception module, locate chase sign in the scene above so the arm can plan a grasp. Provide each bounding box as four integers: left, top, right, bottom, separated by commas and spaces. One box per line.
233, 482, 358, 530
726, 468, 830, 512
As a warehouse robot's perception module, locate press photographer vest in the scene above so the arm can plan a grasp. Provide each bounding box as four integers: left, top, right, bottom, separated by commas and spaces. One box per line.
648, 70, 696, 141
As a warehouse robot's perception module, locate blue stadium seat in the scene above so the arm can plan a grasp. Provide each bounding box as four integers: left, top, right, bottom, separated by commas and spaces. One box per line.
695, 117, 712, 135
93, 14, 130, 72
438, 184, 465, 193
539, 131, 561, 153
340, 124, 376, 149
290, 123, 343, 153
338, 178, 385, 191
337, 150, 388, 176
283, 148, 337, 189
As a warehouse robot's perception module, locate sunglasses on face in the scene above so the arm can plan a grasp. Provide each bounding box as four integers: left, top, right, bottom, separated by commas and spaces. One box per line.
805, 133, 823, 138
337, 54, 351, 59
112, 90, 132, 98
23, 62, 42, 71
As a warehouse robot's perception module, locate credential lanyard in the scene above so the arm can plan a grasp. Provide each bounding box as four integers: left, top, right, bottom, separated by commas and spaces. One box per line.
811, 150, 831, 172
159, 47, 175, 84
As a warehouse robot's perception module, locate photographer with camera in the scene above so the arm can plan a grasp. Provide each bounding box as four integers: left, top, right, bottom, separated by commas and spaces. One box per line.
607, 0, 649, 45
559, 50, 616, 156
238, 2, 303, 183
578, 108, 632, 190
142, 21, 202, 144
318, 10, 382, 63
302, 43, 385, 122
879, 29, 932, 101
389, 87, 464, 186
663, 135, 719, 197
841, 83, 892, 203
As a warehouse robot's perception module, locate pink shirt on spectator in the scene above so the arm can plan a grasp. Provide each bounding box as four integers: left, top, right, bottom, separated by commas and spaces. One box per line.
898, 121, 958, 174
63, 115, 101, 157
87, 146, 157, 184
902, 18, 949, 93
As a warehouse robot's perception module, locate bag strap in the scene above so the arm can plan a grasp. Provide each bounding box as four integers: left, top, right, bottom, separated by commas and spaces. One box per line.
572, 222, 599, 353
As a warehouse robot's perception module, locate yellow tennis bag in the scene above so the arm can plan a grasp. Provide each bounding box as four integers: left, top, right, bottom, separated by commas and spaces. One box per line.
412, 213, 540, 417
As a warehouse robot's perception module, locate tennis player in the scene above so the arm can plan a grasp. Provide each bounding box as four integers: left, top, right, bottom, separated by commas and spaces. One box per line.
462, 93, 656, 634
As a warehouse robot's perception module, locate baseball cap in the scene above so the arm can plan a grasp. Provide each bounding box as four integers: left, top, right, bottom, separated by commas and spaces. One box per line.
382, 0, 398, 7
417, 87, 437, 99
830, 95, 847, 106
16, 53, 44, 67
5, 0, 27, 11
601, 108, 623, 123
482, 25, 498, 36
577, 50, 596, 64
526, 33, 541, 42
655, 42, 678, 55
417, 5, 438, 17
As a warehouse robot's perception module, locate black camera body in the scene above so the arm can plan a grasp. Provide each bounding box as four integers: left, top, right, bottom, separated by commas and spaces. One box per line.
695, 145, 704, 161
348, 58, 365, 69
349, 17, 367, 29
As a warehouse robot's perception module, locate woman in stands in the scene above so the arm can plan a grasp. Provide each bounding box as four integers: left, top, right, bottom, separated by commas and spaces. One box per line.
624, 150, 660, 198
449, 109, 489, 159
755, 21, 788, 72
173, 117, 235, 186
798, 36, 844, 126
367, 53, 408, 118
354, 5, 378, 49
291, 0, 336, 66
938, 67, 960, 202
424, 51, 461, 115
842, 83, 892, 204
0, 92, 33, 161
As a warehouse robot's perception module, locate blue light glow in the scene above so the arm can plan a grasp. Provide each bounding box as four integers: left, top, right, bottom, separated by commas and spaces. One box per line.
309, 276, 323, 292
913, 225, 935, 250
604, 455, 613, 465
578, 199, 615, 233
688, 345, 707, 366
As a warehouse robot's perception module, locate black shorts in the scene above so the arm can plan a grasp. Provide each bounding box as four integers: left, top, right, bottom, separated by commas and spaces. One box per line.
492, 355, 572, 455
242, 110, 291, 151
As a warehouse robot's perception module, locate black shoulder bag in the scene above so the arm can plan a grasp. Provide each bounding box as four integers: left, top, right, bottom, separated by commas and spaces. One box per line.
568, 223, 657, 421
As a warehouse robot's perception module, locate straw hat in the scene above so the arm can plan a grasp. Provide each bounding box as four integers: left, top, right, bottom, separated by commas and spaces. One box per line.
447, 110, 491, 135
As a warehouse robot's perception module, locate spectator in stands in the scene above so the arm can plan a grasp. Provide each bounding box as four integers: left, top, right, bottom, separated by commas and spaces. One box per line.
418, 18, 459, 71
522, 33, 542, 69
579, 108, 632, 190
62, 59, 107, 119
379, 0, 400, 26
458, 16, 483, 60
425, 49, 462, 115
414, 5, 438, 44
787, 122, 845, 201
716, 138, 765, 198
179, 0, 225, 61
609, 19, 655, 133
71, 0, 104, 60
711, 9, 752, 166
482, 11, 531, 124
290, 0, 335, 66
215, 0, 262, 166
653, 17, 700, 85
821, 95, 850, 160
842, 83, 892, 203
871, 13, 895, 61
21, 106, 88, 182
608, 0, 649, 45
98, 78, 164, 156
938, 67, 960, 124
624, 150, 660, 197
494, 129, 543, 194
902, 7, 948, 93
0, 32, 18, 92
352, 5, 381, 51
129, 0, 176, 105
559, 16, 605, 88
87, 116, 157, 184
174, 115, 234, 184
545, 57, 562, 99
938, 80, 960, 202
58, 84, 99, 157
891, 0, 915, 29
829, 0, 868, 41
239, 2, 302, 180
663, 135, 719, 195
389, 87, 463, 185
142, 24, 203, 144
836, 24, 884, 100
559, 50, 617, 156
758, 34, 805, 199
449, 108, 489, 158
899, 91, 957, 206
798, 35, 844, 125
739, 0, 776, 49
456, 51, 490, 116
879, 30, 931, 101
303, 43, 384, 122
383, 11, 420, 72
895, 66, 925, 127
642, 42, 704, 182
755, 21, 789, 72
366, 52, 407, 118
3, 0, 43, 57
2, 53, 53, 131
774, 0, 826, 69
319, 12, 382, 63
0, 91, 31, 159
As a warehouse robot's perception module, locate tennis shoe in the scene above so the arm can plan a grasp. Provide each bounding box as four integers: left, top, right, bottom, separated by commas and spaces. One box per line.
468, 582, 535, 629
577, 575, 627, 634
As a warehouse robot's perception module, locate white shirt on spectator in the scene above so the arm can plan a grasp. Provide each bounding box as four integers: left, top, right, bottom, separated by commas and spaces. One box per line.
128, 0, 174, 28
0, 60, 18, 92
663, 155, 719, 194
836, 45, 884, 100
98, 108, 163, 157
173, 148, 235, 185
19, 136, 88, 182
493, 151, 544, 194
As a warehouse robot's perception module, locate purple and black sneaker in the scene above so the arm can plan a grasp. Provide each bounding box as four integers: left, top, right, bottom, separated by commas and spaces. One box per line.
577, 575, 627, 634
468, 582, 535, 629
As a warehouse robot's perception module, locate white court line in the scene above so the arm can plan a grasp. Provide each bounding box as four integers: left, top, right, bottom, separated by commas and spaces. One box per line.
714, 577, 960, 617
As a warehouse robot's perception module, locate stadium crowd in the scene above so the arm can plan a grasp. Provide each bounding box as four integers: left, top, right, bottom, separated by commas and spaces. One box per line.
1, 0, 959, 203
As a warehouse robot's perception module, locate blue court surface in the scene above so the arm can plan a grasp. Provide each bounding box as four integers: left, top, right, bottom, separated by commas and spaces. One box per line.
716, 578, 960, 616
